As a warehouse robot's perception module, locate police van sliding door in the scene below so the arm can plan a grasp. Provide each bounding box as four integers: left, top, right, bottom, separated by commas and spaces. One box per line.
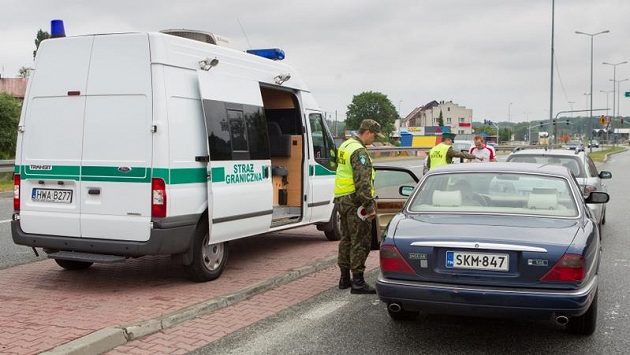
198, 70, 273, 244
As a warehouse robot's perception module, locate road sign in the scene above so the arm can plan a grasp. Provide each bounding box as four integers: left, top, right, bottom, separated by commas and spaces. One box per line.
625, 91, 630, 97
599, 115, 606, 125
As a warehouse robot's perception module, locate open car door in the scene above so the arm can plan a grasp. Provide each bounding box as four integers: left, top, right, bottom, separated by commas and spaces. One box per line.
372, 166, 419, 249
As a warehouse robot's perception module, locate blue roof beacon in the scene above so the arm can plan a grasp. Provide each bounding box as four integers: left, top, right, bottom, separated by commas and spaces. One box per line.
51, 19, 66, 38
246, 48, 285, 61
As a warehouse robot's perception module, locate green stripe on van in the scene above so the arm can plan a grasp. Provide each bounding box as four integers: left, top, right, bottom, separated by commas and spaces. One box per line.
211, 167, 225, 183
311, 164, 336, 176
17, 165, 207, 185
14, 165, 19, 174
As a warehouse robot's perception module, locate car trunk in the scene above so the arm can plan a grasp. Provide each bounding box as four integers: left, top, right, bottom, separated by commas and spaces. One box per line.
391, 214, 580, 288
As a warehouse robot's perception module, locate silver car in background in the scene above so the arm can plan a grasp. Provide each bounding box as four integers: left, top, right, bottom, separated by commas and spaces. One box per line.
506, 149, 612, 228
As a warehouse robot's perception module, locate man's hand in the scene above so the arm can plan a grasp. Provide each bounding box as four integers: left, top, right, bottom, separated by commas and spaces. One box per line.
477, 156, 484, 161
366, 209, 377, 220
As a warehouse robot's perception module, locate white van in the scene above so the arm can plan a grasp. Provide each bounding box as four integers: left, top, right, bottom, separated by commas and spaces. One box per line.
11, 30, 340, 281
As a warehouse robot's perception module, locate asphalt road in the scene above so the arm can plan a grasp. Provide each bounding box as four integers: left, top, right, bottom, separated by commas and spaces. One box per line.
196, 150, 630, 355
0, 195, 45, 269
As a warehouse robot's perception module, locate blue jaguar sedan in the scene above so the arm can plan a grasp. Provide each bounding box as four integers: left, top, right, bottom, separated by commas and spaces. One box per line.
374, 163, 609, 335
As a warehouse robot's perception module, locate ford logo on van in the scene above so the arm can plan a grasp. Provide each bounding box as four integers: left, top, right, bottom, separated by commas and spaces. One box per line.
117, 167, 131, 173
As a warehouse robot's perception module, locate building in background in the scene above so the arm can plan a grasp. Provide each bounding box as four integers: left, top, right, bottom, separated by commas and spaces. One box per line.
0, 78, 28, 102
401, 100, 473, 135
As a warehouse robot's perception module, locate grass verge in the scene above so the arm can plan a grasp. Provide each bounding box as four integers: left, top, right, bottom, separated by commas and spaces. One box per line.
0, 172, 12, 193
588, 146, 627, 162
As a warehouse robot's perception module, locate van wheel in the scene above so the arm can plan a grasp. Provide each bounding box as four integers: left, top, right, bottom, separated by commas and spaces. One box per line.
567, 291, 598, 336
324, 205, 342, 241
186, 219, 228, 282
54, 259, 93, 270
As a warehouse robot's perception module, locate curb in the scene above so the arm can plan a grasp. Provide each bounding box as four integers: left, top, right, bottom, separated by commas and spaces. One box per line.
43, 254, 338, 355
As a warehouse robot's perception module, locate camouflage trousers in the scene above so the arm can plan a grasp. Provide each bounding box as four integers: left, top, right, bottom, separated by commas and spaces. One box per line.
336, 195, 372, 274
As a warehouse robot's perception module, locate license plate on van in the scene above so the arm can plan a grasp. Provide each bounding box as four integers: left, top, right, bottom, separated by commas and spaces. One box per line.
446, 251, 509, 272
31, 188, 73, 204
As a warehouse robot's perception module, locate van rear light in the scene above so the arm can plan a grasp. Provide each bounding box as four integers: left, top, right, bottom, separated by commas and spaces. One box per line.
13, 174, 20, 212
540, 253, 584, 282
151, 178, 167, 218
380, 245, 416, 275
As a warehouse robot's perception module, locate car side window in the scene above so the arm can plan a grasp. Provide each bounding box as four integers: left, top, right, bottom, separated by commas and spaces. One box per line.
586, 157, 598, 177
309, 113, 337, 171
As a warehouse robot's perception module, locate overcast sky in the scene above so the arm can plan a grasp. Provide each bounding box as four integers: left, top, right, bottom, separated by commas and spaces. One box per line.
2, 0, 629, 123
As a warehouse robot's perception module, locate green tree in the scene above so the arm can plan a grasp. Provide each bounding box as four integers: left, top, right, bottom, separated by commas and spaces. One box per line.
345, 91, 397, 139
33, 29, 50, 59
437, 110, 444, 127
17, 66, 31, 78
499, 127, 511, 142
0, 93, 21, 158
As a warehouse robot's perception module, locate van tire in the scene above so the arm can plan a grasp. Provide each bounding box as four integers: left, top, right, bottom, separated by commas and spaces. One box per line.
324, 205, 342, 241
186, 219, 228, 282
54, 259, 93, 270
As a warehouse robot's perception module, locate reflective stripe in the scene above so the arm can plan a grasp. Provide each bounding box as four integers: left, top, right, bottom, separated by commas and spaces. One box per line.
429, 143, 450, 169
334, 138, 375, 197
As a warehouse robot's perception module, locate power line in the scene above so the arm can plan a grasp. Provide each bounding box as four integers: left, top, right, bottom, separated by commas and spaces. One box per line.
553, 52, 572, 107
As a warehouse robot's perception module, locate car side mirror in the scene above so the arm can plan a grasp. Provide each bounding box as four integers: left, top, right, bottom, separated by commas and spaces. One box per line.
399, 186, 414, 197
585, 191, 609, 204
598, 171, 612, 179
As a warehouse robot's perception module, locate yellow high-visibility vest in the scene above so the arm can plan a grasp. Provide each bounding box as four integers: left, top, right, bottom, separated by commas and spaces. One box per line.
334, 138, 376, 197
429, 143, 450, 170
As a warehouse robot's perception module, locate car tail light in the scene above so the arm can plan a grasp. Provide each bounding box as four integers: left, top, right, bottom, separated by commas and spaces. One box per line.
380, 245, 416, 275
13, 174, 20, 212
540, 253, 584, 282
151, 178, 167, 218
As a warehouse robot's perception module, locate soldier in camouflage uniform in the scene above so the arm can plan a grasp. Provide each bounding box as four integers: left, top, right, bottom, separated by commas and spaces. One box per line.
334, 119, 382, 294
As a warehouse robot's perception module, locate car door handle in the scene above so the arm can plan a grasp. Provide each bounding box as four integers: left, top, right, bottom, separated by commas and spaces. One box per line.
195, 155, 210, 162
88, 188, 101, 195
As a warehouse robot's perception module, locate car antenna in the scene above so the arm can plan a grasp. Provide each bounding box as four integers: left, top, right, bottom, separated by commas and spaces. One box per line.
237, 17, 253, 49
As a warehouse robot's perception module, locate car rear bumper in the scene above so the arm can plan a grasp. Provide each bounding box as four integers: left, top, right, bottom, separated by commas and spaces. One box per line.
11, 215, 198, 257
376, 274, 597, 319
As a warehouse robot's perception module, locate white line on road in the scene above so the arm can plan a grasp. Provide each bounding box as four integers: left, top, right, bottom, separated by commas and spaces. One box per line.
0, 219, 12, 224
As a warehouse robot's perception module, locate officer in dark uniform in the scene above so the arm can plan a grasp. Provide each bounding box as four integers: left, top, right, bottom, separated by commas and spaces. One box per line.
427, 132, 481, 170
334, 119, 381, 294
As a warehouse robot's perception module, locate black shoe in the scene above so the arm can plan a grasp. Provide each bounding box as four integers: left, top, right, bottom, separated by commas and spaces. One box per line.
339, 267, 351, 289
350, 272, 376, 294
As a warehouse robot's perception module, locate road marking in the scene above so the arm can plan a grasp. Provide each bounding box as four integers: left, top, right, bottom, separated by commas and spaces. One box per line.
0, 219, 12, 224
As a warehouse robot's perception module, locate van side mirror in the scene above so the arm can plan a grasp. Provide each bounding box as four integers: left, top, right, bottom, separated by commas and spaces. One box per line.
585, 191, 609, 204
598, 171, 612, 179
399, 186, 414, 197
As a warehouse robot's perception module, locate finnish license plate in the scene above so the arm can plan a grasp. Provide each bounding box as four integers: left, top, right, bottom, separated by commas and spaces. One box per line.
446, 251, 509, 272
31, 188, 73, 204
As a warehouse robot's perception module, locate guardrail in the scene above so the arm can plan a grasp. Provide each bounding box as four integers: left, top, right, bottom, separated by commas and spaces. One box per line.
0, 160, 15, 173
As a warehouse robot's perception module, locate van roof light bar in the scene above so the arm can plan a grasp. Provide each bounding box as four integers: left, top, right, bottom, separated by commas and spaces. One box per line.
246, 48, 285, 61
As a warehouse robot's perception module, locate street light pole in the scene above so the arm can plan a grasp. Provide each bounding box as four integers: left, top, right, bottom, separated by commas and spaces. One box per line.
603, 61, 627, 121
576, 29, 609, 153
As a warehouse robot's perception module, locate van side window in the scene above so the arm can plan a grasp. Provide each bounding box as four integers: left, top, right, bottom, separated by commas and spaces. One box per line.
309, 113, 337, 171
203, 100, 270, 161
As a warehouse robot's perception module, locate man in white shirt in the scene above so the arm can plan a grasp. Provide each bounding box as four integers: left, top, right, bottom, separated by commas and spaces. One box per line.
469, 135, 497, 162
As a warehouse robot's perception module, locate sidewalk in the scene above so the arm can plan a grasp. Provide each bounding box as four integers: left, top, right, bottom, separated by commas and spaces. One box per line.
0, 226, 364, 355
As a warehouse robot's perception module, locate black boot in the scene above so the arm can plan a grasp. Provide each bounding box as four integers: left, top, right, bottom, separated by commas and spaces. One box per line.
351, 272, 376, 294
339, 267, 351, 289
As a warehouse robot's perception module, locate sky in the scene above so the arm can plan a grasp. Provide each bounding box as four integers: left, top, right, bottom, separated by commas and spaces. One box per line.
1, 0, 629, 123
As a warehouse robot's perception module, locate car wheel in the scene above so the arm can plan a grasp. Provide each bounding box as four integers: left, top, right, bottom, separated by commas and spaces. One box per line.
54, 259, 93, 270
387, 308, 419, 321
324, 205, 342, 241
186, 219, 229, 282
567, 291, 597, 336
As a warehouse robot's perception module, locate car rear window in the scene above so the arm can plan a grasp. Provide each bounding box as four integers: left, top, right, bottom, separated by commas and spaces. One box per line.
408, 172, 578, 217
507, 155, 585, 178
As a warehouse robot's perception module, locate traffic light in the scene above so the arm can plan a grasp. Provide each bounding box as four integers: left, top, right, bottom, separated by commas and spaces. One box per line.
539, 121, 543, 128
552, 119, 557, 126
566, 119, 570, 125
622, 118, 625, 124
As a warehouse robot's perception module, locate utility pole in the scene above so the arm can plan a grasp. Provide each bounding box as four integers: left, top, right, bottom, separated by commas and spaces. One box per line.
549, 0, 555, 139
